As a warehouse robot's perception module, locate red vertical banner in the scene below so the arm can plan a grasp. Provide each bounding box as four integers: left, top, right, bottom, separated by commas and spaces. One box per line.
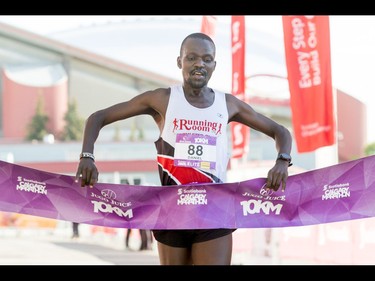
282, 16, 335, 153
231, 16, 249, 159
201, 16, 217, 38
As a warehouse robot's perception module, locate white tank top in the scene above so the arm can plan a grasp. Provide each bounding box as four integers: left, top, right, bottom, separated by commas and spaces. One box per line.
155, 85, 230, 185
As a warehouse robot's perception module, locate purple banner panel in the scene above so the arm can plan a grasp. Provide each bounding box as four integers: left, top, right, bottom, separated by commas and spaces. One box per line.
0, 155, 374, 229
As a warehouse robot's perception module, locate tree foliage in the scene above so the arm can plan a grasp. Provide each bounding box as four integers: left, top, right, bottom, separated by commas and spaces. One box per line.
365, 142, 375, 156
25, 95, 49, 141
60, 98, 85, 141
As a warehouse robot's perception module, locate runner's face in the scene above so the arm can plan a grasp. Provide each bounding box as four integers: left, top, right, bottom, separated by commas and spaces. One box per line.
178, 38, 216, 89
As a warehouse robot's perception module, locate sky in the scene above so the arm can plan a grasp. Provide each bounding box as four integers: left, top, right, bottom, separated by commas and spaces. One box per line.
1, 15, 374, 144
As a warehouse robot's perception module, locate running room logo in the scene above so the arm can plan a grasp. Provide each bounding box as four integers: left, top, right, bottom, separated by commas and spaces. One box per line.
177, 187, 207, 205
172, 118, 223, 136
240, 183, 285, 216
90, 189, 133, 219
321, 182, 351, 200
16, 176, 47, 195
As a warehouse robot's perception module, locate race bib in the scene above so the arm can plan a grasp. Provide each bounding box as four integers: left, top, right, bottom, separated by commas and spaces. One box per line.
174, 133, 217, 170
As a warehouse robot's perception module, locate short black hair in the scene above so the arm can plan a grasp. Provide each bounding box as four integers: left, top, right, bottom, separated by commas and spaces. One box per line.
180, 32, 216, 56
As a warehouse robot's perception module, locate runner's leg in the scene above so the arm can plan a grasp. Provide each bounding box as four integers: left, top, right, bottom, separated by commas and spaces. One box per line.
140, 229, 148, 250
191, 233, 233, 265
157, 242, 192, 265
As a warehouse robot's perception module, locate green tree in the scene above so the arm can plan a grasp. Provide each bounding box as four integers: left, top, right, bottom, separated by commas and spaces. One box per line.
365, 142, 375, 156
60, 98, 85, 141
25, 95, 49, 141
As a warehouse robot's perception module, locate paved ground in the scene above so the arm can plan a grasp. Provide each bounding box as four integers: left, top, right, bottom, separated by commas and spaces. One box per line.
0, 224, 285, 266
0, 237, 161, 266
0, 226, 160, 265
